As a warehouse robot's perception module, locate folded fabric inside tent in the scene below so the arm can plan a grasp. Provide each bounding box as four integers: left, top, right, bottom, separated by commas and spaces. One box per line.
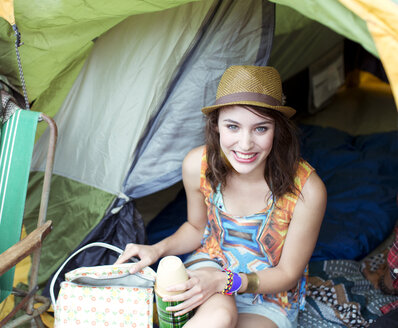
300, 125, 398, 261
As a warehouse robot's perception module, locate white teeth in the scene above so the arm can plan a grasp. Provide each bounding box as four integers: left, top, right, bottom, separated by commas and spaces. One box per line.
235, 152, 255, 159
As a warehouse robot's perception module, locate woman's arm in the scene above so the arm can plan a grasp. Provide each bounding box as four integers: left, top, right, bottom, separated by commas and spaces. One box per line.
115, 146, 208, 273
151, 146, 208, 256
240, 171, 327, 294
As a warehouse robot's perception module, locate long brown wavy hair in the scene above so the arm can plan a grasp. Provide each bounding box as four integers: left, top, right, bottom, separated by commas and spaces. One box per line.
205, 105, 300, 201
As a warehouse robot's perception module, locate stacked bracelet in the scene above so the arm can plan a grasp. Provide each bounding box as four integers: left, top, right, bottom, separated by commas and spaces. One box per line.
221, 269, 242, 295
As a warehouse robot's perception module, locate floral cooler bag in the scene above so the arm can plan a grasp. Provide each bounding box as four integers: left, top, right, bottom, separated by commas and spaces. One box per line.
51, 242, 156, 328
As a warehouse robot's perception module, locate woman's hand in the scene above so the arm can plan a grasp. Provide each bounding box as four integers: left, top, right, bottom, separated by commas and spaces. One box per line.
162, 268, 227, 316
114, 243, 161, 274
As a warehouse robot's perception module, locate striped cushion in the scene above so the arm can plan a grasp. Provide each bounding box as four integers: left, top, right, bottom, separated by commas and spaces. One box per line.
0, 109, 40, 302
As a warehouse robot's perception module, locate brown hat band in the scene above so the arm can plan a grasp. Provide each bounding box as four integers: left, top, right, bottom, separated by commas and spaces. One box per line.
215, 92, 281, 107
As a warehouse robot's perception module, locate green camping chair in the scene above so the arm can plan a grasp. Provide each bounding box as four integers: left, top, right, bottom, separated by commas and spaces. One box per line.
0, 107, 57, 328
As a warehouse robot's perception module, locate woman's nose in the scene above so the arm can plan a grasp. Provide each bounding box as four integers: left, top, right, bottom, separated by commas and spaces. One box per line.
239, 131, 253, 150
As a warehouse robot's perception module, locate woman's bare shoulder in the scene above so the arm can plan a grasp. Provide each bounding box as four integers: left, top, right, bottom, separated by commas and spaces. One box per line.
183, 145, 204, 171
303, 171, 326, 199
182, 145, 205, 187
298, 171, 327, 217
186, 145, 205, 159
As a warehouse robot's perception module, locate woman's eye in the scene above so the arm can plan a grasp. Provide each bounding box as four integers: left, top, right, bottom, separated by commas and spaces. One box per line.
227, 124, 238, 130
256, 126, 267, 133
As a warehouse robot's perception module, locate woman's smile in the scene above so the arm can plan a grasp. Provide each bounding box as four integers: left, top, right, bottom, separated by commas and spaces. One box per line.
233, 151, 258, 162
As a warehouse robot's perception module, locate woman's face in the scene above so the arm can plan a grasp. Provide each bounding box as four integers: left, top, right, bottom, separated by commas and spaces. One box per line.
218, 105, 275, 176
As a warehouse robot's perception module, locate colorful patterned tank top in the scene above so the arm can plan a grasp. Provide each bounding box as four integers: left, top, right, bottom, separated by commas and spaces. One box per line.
192, 148, 315, 319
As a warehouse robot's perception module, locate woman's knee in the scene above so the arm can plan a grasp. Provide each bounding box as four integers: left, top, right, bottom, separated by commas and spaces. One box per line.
207, 304, 238, 327
186, 295, 238, 328
191, 306, 237, 328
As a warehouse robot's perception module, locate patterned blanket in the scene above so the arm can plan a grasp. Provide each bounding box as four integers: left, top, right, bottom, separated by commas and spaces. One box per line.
298, 256, 398, 327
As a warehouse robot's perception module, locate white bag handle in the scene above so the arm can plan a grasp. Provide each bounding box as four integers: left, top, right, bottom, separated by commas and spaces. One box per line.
50, 242, 128, 307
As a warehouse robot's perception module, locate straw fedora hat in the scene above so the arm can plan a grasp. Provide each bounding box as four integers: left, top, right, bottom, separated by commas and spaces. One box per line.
202, 65, 296, 118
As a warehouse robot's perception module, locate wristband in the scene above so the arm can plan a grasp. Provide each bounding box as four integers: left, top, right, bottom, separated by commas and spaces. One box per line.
242, 272, 260, 294
221, 269, 242, 295
229, 271, 242, 295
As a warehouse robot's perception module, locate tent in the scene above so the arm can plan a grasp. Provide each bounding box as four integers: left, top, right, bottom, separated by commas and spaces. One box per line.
0, 0, 397, 314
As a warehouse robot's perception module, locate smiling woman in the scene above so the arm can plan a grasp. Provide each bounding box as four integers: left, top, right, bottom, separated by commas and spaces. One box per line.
218, 105, 275, 176
116, 65, 327, 328
205, 104, 301, 202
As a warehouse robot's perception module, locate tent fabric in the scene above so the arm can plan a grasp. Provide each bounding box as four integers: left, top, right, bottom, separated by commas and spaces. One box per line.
0, 0, 204, 141
31, 0, 217, 195
270, 0, 377, 57
0, 0, 202, 114
338, 0, 398, 108
271, 0, 398, 108
23, 172, 115, 286
269, 6, 344, 81
32, 0, 276, 198
124, 0, 275, 199
0, 0, 15, 26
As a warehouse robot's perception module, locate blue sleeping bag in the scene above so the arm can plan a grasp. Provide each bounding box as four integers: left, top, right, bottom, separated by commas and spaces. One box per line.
300, 125, 397, 260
